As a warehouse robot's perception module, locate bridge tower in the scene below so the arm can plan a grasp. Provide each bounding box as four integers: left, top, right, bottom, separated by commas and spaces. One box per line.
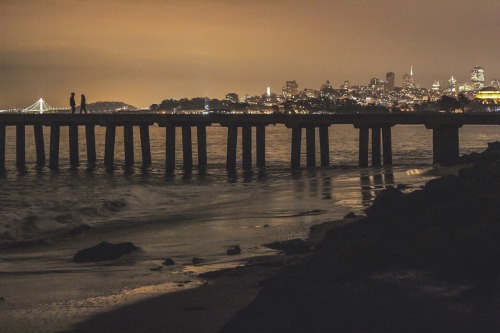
22, 98, 53, 113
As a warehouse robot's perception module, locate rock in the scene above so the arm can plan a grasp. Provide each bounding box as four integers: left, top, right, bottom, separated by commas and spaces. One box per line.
192, 257, 204, 265
423, 175, 463, 204
0, 296, 4, 301
227, 245, 241, 255
150, 266, 162, 271
343, 212, 356, 219
264, 238, 312, 255
72, 242, 139, 263
162, 258, 175, 266
486, 141, 500, 153
396, 183, 411, 190
364, 186, 405, 217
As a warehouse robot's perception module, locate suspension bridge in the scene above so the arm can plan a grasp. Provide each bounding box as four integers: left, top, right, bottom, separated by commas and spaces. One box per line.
22, 98, 56, 113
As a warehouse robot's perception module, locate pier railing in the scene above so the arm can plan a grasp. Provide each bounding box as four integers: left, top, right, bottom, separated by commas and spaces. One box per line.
1, 113, 499, 172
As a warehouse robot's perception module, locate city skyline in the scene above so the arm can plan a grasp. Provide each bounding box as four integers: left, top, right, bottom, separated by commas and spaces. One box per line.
1, 0, 499, 108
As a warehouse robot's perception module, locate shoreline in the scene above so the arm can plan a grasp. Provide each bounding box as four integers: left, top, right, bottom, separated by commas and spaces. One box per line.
64, 216, 356, 333
69, 150, 500, 332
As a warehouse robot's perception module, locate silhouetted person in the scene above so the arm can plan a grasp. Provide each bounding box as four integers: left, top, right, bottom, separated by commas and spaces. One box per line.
80, 94, 87, 114
70, 92, 76, 114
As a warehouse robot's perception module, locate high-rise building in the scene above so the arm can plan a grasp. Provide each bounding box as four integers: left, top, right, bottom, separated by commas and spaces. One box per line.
282, 80, 299, 98
386, 72, 395, 91
369, 78, 379, 89
319, 80, 335, 98
471, 66, 485, 89
448, 76, 457, 93
431, 80, 441, 91
225, 93, 239, 103
402, 66, 416, 90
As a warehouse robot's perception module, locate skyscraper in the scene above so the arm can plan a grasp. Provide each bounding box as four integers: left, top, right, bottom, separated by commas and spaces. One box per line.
282, 80, 299, 98
448, 76, 457, 93
402, 66, 415, 89
431, 80, 441, 91
225, 93, 239, 103
471, 66, 485, 90
386, 72, 395, 91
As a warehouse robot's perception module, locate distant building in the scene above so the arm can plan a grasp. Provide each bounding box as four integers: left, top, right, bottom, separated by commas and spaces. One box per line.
431, 80, 441, 91
282, 80, 299, 98
341, 80, 350, 90
225, 93, 239, 103
403, 66, 415, 90
386, 72, 395, 91
474, 86, 500, 104
447, 76, 457, 93
459, 82, 473, 92
472, 86, 500, 112
471, 66, 485, 90
319, 80, 335, 98
369, 78, 380, 89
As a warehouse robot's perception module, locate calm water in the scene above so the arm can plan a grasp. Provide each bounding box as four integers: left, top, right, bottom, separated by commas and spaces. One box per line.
0, 124, 498, 331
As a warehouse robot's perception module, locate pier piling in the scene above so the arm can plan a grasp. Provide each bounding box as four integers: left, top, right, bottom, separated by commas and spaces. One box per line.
140, 125, 152, 166
371, 127, 381, 167
34, 124, 45, 167
382, 126, 393, 165
85, 125, 96, 165
359, 127, 369, 168
306, 127, 316, 168
256, 125, 266, 168
16, 125, 25, 168
197, 125, 207, 169
49, 125, 60, 169
182, 125, 193, 173
69, 125, 79, 167
319, 126, 330, 167
242, 125, 252, 170
291, 127, 302, 169
226, 126, 238, 172
166, 124, 176, 173
104, 125, 116, 169
124, 125, 134, 166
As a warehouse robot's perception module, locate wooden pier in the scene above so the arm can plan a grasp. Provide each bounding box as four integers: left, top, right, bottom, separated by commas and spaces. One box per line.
0, 113, 499, 173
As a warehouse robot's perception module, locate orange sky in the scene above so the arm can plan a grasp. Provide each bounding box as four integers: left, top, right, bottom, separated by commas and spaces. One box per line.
1, 0, 499, 108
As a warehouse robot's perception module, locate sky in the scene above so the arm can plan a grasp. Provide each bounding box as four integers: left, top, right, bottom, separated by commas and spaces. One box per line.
1, 0, 499, 109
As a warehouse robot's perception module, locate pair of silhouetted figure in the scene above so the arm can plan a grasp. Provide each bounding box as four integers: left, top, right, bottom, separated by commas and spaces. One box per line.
70, 92, 87, 114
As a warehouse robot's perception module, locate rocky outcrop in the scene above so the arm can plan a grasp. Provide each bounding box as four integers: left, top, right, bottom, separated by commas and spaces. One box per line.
73, 242, 139, 263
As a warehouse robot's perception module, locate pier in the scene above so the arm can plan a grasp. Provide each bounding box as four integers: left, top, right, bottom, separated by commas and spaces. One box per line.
0, 113, 499, 173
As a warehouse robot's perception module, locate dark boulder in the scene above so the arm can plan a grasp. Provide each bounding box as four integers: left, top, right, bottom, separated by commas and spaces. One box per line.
162, 258, 175, 266
364, 186, 405, 217
227, 245, 241, 255
192, 257, 204, 265
343, 212, 356, 219
486, 141, 500, 153
422, 175, 463, 204
73, 242, 139, 263
264, 238, 312, 255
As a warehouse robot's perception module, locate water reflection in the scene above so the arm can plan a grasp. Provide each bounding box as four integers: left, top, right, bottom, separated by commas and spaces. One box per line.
360, 166, 395, 207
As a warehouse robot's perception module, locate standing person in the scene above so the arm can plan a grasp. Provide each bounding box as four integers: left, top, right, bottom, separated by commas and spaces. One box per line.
80, 94, 87, 114
70, 92, 76, 114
